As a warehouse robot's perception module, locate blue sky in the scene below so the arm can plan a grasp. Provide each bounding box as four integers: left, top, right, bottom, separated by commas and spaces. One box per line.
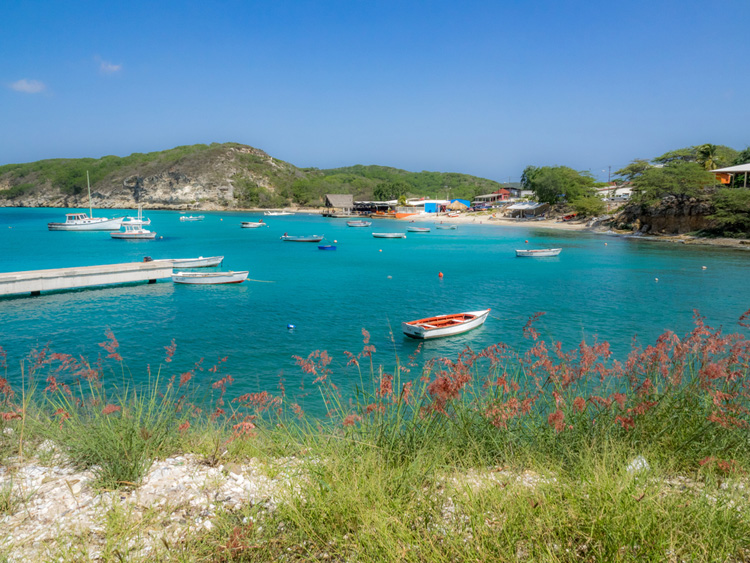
2, 0, 748, 182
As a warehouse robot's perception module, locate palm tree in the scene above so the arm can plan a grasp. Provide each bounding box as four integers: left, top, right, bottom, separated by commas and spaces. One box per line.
696, 144, 720, 170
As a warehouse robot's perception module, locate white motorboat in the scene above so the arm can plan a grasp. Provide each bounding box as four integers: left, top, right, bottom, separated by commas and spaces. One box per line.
407, 226, 431, 233
122, 205, 151, 226
48, 213, 125, 231
280, 234, 324, 242
110, 222, 156, 240
180, 215, 205, 222
515, 248, 562, 257
347, 220, 372, 227
372, 233, 406, 238
169, 256, 224, 268
435, 224, 457, 230
172, 270, 249, 284
47, 171, 124, 231
264, 211, 294, 216
241, 220, 268, 228
402, 309, 491, 340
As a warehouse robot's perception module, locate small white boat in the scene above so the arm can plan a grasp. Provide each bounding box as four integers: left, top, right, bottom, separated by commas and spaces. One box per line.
515, 248, 562, 257
347, 220, 372, 227
241, 220, 268, 228
264, 211, 294, 216
280, 234, 324, 242
435, 224, 457, 230
47, 172, 125, 231
407, 226, 431, 233
172, 270, 249, 284
170, 256, 224, 268
372, 233, 406, 238
122, 205, 151, 226
180, 215, 205, 222
110, 222, 156, 240
402, 309, 491, 339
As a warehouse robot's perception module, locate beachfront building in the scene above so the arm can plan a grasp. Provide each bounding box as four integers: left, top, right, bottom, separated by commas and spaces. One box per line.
324, 194, 354, 215
505, 202, 549, 218
471, 189, 511, 209
711, 163, 750, 188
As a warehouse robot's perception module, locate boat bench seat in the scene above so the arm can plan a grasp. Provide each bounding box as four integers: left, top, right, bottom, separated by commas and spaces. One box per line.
421, 324, 438, 329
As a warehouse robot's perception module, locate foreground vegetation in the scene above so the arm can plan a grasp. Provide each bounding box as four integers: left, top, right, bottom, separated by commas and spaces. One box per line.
2, 311, 750, 561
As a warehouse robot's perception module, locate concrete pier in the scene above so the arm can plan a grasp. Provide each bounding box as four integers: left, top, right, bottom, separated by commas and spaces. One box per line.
0, 261, 174, 297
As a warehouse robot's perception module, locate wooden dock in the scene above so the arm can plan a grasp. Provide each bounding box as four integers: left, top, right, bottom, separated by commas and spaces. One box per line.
0, 261, 175, 297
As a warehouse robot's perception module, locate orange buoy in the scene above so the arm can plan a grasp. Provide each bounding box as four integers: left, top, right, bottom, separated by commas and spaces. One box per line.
334, 240, 337, 243
525, 240, 528, 244
438, 272, 443, 278
605, 242, 608, 246
655, 278, 659, 282
379, 249, 382, 252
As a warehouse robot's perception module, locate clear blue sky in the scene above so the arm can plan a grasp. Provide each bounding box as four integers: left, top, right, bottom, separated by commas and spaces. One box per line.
2, 0, 748, 182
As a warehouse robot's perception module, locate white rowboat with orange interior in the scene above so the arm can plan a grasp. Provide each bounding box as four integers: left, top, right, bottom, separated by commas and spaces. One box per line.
402, 309, 490, 339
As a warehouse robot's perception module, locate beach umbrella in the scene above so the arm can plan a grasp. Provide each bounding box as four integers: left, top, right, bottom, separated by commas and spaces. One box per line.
447, 201, 469, 210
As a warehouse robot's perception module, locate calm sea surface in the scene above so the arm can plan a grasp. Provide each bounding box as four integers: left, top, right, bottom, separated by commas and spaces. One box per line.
2, 208, 750, 403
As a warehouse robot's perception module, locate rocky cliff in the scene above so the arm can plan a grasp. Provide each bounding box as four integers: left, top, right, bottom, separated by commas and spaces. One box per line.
0, 143, 304, 210
613, 194, 715, 235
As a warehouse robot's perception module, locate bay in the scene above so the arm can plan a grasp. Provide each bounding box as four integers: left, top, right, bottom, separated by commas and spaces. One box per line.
1, 208, 749, 405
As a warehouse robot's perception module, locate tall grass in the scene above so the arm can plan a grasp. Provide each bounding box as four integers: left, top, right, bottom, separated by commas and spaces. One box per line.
1, 311, 750, 559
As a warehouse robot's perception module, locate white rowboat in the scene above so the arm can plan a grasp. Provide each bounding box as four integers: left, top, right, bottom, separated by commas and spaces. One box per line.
407, 227, 431, 232
241, 221, 268, 228
265, 211, 294, 216
402, 309, 491, 339
435, 224, 457, 230
372, 233, 406, 238
347, 220, 372, 227
170, 256, 224, 268
280, 235, 324, 242
515, 248, 562, 257
172, 271, 248, 284
180, 215, 205, 221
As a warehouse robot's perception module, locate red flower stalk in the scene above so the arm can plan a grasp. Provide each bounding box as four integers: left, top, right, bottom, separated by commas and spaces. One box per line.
102, 404, 121, 415
164, 339, 177, 363
98, 329, 122, 362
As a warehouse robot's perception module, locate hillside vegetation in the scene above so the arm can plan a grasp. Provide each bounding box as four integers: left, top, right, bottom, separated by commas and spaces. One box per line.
0, 143, 505, 209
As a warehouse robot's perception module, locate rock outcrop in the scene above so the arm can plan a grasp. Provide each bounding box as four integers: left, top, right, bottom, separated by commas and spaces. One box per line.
613, 194, 715, 235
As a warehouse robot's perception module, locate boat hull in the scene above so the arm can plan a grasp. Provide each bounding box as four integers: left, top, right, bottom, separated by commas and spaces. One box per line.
172, 271, 249, 284
280, 235, 324, 242
179, 216, 204, 222
318, 245, 337, 250
241, 222, 267, 228
372, 233, 406, 238
170, 256, 224, 268
110, 231, 156, 240
515, 248, 562, 257
402, 309, 490, 339
48, 217, 125, 231
346, 221, 372, 227
407, 227, 430, 232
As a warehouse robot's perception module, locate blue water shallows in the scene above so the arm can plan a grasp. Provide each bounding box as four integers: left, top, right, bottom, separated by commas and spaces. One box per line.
1, 208, 749, 401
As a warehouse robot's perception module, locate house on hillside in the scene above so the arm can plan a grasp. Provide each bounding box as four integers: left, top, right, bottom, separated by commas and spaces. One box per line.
711, 164, 750, 188
471, 189, 511, 208
324, 194, 354, 216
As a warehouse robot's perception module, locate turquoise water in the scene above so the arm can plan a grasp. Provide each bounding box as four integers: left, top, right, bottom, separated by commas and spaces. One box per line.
2, 208, 750, 402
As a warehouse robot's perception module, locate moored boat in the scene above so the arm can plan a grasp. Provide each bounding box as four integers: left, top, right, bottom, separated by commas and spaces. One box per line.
241, 220, 268, 228
264, 211, 294, 216
280, 234, 324, 242
172, 270, 249, 284
346, 220, 372, 227
110, 223, 156, 240
122, 205, 151, 226
179, 215, 205, 222
47, 171, 125, 231
318, 245, 337, 250
435, 224, 457, 230
48, 213, 125, 231
402, 309, 491, 339
372, 232, 406, 238
407, 226, 431, 233
169, 256, 224, 268
515, 248, 562, 257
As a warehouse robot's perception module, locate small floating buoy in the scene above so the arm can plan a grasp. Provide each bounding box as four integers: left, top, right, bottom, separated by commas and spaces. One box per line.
655, 278, 659, 282
334, 240, 337, 243
702, 266, 707, 270
525, 240, 528, 244
220, 218, 223, 221
159, 236, 163, 239
604, 243, 608, 246
379, 249, 382, 252
287, 324, 296, 330
438, 272, 443, 278
387, 275, 392, 279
